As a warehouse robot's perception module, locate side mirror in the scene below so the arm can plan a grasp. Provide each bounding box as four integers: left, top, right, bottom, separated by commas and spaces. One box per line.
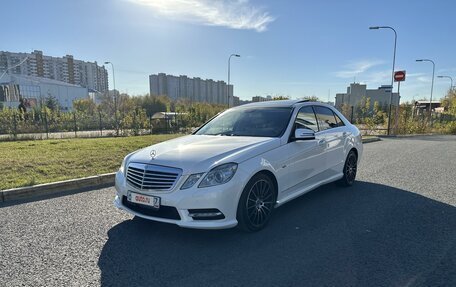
294, 128, 315, 141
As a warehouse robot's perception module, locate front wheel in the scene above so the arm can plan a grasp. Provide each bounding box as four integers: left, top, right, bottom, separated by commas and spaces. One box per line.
337, 150, 358, 186
237, 174, 277, 232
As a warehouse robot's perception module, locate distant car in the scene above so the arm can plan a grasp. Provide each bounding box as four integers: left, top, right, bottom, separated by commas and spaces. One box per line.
114, 100, 363, 231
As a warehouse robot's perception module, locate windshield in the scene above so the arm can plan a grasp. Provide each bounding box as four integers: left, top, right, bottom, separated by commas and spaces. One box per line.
195, 107, 292, 137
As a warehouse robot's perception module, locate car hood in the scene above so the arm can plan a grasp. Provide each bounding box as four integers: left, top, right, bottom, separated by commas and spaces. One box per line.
127, 135, 280, 174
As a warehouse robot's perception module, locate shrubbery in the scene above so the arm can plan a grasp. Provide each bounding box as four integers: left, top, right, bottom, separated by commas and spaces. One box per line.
0, 93, 226, 137
336, 89, 456, 135
2, 90, 455, 138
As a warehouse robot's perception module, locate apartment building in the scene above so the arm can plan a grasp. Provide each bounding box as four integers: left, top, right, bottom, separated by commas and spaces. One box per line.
149, 73, 233, 105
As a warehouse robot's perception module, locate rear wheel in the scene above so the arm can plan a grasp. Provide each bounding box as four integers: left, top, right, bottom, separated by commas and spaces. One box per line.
237, 174, 277, 232
337, 150, 358, 186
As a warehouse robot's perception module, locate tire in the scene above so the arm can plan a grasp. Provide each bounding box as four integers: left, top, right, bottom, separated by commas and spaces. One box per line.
337, 150, 358, 187
237, 173, 277, 232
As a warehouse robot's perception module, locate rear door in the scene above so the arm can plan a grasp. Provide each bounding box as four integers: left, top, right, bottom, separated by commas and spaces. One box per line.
313, 106, 346, 176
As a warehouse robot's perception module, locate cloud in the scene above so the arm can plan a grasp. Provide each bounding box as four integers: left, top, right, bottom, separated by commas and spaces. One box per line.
417, 76, 431, 83
129, 0, 275, 32
362, 70, 391, 84
335, 60, 385, 79
406, 72, 426, 78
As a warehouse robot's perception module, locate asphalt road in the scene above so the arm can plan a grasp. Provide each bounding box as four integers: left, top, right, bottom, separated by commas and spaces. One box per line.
1, 135, 455, 287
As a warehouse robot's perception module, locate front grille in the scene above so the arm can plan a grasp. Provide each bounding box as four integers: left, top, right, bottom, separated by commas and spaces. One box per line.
122, 196, 181, 220
126, 163, 182, 191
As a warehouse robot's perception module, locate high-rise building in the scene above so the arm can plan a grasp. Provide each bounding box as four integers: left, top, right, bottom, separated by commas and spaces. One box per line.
149, 73, 233, 105
0, 50, 108, 93
335, 83, 400, 111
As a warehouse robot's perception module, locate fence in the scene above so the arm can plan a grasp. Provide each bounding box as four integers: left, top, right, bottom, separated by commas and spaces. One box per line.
0, 110, 191, 141
1, 105, 454, 141
339, 104, 456, 136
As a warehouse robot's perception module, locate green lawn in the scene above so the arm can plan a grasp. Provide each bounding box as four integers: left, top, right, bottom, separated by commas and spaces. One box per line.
1, 134, 181, 190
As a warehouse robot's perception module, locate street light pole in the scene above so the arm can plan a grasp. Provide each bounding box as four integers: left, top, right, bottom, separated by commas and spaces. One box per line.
104, 61, 118, 135
416, 59, 435, 126
369, 26, 397, 135
437, 75, 453, 91
227, 54, 240, 108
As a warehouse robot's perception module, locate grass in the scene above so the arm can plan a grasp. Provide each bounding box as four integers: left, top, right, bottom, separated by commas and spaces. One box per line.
0, 134, 181, 190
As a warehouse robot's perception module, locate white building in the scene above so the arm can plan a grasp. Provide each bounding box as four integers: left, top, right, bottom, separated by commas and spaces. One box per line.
252, 95, 272, 102
0, 50, 108, 93
149, 73, 233, 105
335, 83, 400, 110
0, 74, 89, 111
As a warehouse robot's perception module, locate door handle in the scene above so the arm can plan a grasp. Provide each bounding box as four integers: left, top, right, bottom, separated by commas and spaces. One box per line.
318, 139, 326, 146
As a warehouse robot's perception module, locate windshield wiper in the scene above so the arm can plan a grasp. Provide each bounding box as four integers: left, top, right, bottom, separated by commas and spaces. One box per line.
219, 131, 238, 136
203, 132, 235, 136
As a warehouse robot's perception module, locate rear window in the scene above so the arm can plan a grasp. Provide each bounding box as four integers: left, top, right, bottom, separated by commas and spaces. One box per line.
313, 106, 338, 131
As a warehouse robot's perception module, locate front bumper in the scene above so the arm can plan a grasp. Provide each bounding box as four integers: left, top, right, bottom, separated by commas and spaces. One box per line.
114, 170, 247, 229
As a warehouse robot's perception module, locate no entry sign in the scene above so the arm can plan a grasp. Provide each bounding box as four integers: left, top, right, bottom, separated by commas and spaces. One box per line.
394, 70, 406, 82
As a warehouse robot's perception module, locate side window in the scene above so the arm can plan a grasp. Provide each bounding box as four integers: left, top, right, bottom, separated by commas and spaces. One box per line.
334, 112, 345, 127
295, 106, 318, 132
314, 106, 338, 131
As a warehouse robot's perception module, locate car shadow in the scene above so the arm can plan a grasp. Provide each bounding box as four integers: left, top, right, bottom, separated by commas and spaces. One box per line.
98, 181, 456, 287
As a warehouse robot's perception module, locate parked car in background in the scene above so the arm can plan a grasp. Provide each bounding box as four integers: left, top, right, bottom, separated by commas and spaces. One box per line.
114, 100, 363, 231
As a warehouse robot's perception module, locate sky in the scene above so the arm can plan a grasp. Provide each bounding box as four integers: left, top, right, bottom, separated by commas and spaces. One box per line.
3, 0, 455, 102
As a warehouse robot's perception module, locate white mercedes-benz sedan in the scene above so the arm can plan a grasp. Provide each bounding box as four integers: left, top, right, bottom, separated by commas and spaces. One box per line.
114, 100, 363, 231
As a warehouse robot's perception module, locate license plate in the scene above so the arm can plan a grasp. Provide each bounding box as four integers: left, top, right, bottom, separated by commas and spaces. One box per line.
127, 191, 160, 209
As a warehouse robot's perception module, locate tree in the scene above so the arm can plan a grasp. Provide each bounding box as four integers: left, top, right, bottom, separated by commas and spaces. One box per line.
338, 103, 352, 121
135, 94, 169, 117
372, 100, 386, 125
441, 89, 456, 115
73, 98, 97, 115
355, 96, 371, 123
45, 96, 59, 111
272, 95, 290, 100
302, 96, 320, 102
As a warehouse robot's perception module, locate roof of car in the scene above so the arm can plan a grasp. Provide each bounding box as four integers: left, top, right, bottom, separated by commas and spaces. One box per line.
235, 99, 310, 108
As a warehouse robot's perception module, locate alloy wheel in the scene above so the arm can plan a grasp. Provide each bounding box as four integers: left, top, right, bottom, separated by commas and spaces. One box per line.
245, 179, 275, 227
345, 152, 357, 184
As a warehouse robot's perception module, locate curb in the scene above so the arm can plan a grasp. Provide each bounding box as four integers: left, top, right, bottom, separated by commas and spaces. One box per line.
378, 133, 435, 138
362, 137, 381, 144
0, 173, 115, 203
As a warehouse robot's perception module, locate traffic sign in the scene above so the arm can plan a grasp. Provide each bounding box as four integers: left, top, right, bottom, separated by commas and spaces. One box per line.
394, 70, 406, 82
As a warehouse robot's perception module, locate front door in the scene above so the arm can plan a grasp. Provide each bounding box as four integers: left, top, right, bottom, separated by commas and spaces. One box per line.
281, 105, 326, 194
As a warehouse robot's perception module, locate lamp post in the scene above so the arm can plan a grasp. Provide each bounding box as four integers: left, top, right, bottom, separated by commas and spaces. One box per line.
369, 26, 397, 135
416, 59, 435, 126
104, 61, 118, 135
227, 54, 240, 108
437, 75, 453, 91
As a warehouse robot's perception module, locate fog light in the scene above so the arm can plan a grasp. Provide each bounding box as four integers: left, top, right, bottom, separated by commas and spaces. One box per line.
188, 209, 225, 220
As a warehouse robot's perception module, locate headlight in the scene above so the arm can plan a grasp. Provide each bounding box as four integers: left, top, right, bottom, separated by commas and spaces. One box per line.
119, 157, 127, 173
198, 163, 238, 188
180, 173, 204, 190
119, 151, 137, 174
